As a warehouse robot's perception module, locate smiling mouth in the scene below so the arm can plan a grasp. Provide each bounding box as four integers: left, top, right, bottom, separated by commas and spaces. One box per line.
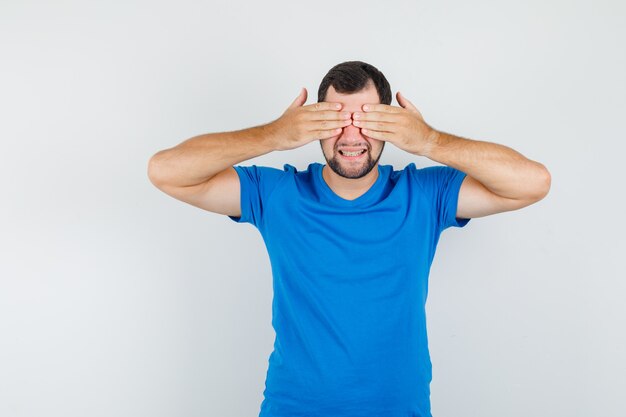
338, 149, 368, 159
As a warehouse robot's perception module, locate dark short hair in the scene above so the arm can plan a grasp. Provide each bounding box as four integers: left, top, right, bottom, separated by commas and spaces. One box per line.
317, 61, 392, 105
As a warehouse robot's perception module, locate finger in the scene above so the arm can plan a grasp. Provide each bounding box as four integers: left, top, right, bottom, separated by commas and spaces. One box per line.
396, 91, 424, 119
288, 87, 307, 109
352, 110, 397, 122
307, 110, 352, 121
396, 91, 417, 111
313, 126, 345, 140
362, 103, 402, 113
352, 119, 398, 133
306, 101, 343, 112
308, 118, 352, 132
359, 127, 389, 141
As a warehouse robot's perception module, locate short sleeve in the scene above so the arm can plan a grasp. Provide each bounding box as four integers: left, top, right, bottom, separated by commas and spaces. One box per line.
228, 165, 287, 227
412, 164, 471, 232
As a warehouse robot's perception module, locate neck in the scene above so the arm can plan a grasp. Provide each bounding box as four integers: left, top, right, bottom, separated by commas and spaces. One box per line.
322, 164, 379, 200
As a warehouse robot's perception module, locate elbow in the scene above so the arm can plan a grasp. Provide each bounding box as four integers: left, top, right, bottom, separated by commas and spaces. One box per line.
530, 164, 552, 201
147, 153, 165, 186
539, 164, 551, 199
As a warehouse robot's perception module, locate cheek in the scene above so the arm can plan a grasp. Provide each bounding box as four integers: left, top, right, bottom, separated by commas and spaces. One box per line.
362, 136, 380, 146
321, 137, 339, 149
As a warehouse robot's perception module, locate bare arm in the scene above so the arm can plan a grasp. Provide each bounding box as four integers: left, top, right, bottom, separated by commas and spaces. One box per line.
352, 92, 550, 219
147, 123, 278, 187
146, 88, 351, 216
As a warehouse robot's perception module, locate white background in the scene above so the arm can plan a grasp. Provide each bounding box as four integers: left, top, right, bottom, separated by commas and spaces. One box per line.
1, 1, 624, 416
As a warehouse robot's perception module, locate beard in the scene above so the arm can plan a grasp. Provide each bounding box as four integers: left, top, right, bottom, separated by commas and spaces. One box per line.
321, 141, 385, 179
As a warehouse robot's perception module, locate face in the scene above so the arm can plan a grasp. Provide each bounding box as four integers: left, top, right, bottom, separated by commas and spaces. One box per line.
319, 83, 385, 179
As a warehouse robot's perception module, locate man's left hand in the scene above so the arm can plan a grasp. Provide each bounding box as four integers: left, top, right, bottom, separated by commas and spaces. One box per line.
352, 91, 438, 157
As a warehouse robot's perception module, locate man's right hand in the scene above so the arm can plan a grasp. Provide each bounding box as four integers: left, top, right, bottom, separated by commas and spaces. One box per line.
266, 87, 353, 151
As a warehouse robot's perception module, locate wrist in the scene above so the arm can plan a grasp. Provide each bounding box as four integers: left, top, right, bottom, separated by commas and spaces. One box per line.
257, 122, 282, 151
421, 128, 441, 159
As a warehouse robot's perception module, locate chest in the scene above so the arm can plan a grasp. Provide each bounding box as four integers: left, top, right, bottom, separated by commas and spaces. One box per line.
261, 194, 437, 278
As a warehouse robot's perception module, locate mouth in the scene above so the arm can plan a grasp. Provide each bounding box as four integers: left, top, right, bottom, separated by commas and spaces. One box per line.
337, 148, 368, 160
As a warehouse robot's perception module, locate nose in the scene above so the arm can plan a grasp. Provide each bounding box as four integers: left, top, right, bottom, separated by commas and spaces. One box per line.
339, 122, 365, 140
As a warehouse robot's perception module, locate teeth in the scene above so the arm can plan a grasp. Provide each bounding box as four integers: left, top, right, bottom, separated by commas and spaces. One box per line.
340, 150, 366, 156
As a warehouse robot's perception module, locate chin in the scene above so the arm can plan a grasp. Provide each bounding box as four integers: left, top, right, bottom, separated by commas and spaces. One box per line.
327, 154, 378, 179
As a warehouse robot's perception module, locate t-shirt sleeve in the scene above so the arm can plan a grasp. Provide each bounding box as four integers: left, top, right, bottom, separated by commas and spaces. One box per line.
227, 164, 286, 228
413, 164, 471, 232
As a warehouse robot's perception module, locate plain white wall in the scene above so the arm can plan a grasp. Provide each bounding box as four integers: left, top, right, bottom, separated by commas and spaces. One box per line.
1, 0, 624, 416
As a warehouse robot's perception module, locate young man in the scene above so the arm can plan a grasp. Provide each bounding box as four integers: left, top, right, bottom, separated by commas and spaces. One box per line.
148, 61, 551, 417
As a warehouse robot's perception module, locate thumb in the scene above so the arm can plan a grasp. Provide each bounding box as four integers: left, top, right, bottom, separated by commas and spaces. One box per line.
397, 91, 423, 118
288, 87, 307, 109
396, 91, 417, 111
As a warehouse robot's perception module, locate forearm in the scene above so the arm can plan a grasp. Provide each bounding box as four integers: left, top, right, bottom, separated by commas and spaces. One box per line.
423, 130, 551, 200
148, 123, 279, 187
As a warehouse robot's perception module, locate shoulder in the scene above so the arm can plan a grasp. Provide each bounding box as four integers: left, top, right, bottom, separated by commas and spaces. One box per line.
397, 162, 468, 194
405, 163, 465, 182
233, 163, 295, 181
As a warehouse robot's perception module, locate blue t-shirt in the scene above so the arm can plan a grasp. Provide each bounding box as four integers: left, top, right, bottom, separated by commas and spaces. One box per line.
229, 162, 470, 417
